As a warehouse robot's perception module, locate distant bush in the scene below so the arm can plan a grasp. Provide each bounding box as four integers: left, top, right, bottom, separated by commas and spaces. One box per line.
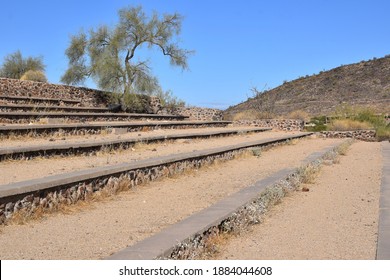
0, 50, 45, 79
228, 110, 275, 121
153, 89, 185, 111
305, 116, 327, 132
287, 110, 310, 121
328, 106, 389, 140
20, 70, 47, 83
352, 108, 387, 128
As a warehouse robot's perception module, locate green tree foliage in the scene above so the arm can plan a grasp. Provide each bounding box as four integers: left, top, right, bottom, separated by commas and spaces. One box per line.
61, 6, 192, 96
0, 50, 45, 79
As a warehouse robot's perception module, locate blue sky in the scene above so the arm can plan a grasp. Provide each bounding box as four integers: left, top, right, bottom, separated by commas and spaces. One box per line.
1, 0, 389, 109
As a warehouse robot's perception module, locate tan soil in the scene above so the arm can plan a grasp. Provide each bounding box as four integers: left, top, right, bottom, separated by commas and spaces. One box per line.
0, 137, 343, 259
1, 129, 299, 185
215, 141, 382, 260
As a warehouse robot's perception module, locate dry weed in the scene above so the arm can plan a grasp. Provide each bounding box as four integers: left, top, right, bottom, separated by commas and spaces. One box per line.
298, 164, 320, 184
287, 110, 310, 121
328, 119, 372, 131
197, 233, 231, 260
229, 110, 275, 121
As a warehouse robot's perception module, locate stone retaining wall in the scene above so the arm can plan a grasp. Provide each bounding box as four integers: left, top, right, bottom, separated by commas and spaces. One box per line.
320, 130, 377, 141
233, 119, 305, 131
0, 78, 162, 112
0, 78, 108, 107
170, 106, 223, 121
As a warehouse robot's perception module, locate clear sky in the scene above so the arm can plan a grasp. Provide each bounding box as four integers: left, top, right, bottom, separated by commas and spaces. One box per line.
1, 0, 389, 109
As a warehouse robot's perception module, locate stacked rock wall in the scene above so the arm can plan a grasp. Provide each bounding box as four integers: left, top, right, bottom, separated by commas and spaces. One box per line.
320, 130, 377, 141
170, 107, 223, 121
0, 78, 108, 107
0, 78, 162, 112
233, 119, 305, 131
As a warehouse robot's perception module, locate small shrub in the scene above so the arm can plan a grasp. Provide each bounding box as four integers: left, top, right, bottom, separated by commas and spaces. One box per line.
305, 116, 327, 132
154, 89, 185, 111
20, 70, 47, 83
229, 110, 275, 121
121, 93, 151, 113
250, 148, 262, 157
298, 164, 320, 184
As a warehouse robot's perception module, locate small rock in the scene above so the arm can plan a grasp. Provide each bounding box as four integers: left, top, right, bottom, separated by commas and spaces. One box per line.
302, 187, 310, 192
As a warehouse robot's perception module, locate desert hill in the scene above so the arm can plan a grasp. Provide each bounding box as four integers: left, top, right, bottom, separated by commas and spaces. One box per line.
224, 55, 390, 118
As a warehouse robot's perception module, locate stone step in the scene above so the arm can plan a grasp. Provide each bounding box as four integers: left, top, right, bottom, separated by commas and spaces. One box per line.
0, 103, 109, 113
0, 94, 81, 105
0, 111, 188, 124
0, 132, 312, 223
0, 127, 271, 161
0, 120, 231, 138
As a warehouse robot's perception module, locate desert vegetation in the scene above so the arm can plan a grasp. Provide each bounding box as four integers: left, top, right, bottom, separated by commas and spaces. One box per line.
306, 105, 389, 140
0, 50, 47, 81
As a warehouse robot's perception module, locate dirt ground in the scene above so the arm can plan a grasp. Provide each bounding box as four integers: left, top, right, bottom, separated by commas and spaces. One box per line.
0, 136, 346, 259
215, 141, 382, 260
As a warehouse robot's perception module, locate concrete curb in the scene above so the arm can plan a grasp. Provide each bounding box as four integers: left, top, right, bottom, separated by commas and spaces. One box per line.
376, 141, 390, 260
106, 141, 338, 260
0, 127, 271, 160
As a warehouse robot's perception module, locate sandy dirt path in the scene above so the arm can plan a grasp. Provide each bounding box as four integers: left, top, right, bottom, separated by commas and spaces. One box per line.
0, 137, 342, 259
216, 141, 382, 260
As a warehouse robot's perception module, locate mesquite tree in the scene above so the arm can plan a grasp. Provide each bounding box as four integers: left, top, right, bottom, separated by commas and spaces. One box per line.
61, 6, 192, 96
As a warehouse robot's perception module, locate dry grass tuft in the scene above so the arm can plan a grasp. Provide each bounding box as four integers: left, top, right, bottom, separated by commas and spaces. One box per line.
197, 233, 231, 260
298, 164, 321, 184
287, 110, 310, 121
328, 119, 372, 131
227, 110, 275, 121
335, 140, 352, 156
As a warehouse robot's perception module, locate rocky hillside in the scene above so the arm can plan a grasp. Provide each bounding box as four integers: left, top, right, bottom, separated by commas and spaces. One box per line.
224, 55, 390, 118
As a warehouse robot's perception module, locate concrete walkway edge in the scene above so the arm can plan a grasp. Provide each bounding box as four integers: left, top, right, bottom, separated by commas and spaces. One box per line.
376, 141, 390, 260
